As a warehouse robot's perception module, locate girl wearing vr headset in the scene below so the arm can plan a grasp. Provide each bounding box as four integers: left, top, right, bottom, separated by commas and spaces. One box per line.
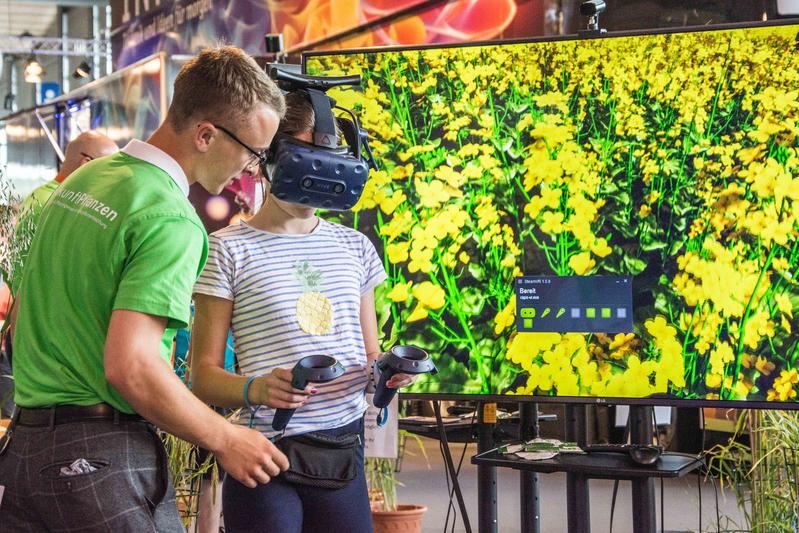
190, 90, 417, 533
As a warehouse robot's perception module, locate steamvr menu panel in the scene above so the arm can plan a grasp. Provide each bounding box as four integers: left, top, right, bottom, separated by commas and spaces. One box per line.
515, 276, 633, 333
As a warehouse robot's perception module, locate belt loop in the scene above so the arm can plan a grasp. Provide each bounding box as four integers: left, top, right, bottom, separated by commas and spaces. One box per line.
113, 409, 120, 425
48, 407, 55, 430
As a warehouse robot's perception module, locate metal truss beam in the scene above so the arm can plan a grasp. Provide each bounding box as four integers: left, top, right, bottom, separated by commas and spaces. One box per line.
0, 34, 109, 57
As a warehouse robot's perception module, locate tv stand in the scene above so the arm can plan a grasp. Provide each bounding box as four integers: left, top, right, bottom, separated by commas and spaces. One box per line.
627, 404, 657, 529
472, 404, 703, 533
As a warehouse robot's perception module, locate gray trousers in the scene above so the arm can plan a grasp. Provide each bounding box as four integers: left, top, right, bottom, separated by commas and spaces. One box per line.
0, 418, 183, 532
0, 351, 13, 418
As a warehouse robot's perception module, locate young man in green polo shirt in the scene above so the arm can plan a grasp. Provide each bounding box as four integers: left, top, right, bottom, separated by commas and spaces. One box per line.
0, 46, 309, 532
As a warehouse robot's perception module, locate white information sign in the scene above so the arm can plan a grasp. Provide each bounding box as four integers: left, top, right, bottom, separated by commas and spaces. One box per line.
364, 393, 398, 458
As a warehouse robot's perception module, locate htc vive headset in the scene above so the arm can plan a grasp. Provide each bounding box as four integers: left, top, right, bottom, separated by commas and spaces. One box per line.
264, 67, 377, 211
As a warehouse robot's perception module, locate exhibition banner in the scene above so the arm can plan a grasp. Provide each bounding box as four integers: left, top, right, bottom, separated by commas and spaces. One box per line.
110, 0, 542, 68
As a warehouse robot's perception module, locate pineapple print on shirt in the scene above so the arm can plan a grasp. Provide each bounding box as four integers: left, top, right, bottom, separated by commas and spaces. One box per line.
294, 259, 333, 335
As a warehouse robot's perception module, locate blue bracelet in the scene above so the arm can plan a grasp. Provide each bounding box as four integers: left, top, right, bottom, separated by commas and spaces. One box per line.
243, 375, 258, 410
243, 375, 260, 428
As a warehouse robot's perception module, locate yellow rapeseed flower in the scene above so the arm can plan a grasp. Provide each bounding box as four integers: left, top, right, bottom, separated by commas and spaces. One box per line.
540, 211, 565, 235
377, 189, 407, 215
386, 242, 410, 264
590, 238, 613, 258
568, 252, 595, 275
774, 293, 793, 318
407, 304, 429, 323
755, 356, 776, 376
767, 369, 799, 401
494, 296, 516, 335
415, 179, 460, 210
408, 247, 434, 274
412, 281, 446, 310
386, 282, 412, 303
706, 373, 722, 389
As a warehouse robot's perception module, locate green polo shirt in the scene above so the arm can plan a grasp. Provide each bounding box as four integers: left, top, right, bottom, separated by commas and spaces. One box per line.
13, 146, 208, 413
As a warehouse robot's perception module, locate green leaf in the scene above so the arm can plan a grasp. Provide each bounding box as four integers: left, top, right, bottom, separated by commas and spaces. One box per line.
610, 191, 632, 206
654, 292, 671, 315
607, 211, 637, 239
641, 239, 667, 252
506, 146, 524, 160
460, 287, 485, 314
669, 238, 686, 257
622, 255, 648, 275
510, 102, 530, 114
468, 262, 486, 282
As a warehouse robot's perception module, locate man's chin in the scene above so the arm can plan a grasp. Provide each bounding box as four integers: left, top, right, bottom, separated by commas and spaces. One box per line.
199, 178, 229, 195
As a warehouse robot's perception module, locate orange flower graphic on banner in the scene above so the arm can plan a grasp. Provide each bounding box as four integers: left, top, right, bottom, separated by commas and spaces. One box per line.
268, 0, 519, 50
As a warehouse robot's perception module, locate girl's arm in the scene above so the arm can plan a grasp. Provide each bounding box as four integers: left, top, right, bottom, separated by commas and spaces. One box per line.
190, 293, 312, 409
361, 289, 382, 368
360, 289, 416, 389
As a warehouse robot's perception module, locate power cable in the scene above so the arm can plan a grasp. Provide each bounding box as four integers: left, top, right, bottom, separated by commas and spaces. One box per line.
441, 405, 475, 533
652, 408, 664, 533
433, 400, 472, 533
608, 409, 632, 533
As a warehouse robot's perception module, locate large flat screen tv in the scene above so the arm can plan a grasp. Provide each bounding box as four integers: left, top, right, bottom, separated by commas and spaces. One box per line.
304, 20, 799, 408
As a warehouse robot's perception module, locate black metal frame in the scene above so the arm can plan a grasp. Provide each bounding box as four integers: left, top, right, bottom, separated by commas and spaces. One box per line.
302, 18, 799, 411
397, 389, 799, 412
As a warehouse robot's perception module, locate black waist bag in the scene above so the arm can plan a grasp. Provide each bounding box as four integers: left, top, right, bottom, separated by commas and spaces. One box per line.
276, 430, 360, 489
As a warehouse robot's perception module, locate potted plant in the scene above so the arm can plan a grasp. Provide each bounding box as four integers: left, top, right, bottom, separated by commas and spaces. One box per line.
162, 430, 218, 528
0, 174, 31, 430
366, 432, 429, 533
709, 409, 799, 532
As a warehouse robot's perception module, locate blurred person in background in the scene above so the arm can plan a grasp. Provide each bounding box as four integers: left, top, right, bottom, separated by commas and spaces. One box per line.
9, 130, 119, 297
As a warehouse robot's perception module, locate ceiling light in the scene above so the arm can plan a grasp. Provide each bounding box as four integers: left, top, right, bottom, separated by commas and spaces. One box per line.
73, 60, 92, 79
23, 57, 44, 83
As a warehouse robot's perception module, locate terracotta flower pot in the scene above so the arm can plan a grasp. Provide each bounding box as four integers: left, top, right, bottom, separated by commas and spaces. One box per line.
371, 504, 427, 533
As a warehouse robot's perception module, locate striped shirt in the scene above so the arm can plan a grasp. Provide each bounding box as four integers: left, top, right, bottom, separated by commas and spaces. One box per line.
194, 218, 387, 438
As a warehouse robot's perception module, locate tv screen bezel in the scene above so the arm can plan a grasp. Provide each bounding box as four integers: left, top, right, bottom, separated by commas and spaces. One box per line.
302, 18, 799, 410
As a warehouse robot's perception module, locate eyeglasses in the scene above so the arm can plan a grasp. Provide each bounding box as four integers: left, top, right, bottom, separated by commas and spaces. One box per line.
213, 124, 269, 175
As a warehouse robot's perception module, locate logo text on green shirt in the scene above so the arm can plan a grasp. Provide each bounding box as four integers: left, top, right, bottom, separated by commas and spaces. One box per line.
54, 188, 119, 227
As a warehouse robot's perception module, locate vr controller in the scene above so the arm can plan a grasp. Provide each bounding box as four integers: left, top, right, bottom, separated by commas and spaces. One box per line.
372, 346, 438, 409
266, 66, 377, 211
272, 355, 345, 431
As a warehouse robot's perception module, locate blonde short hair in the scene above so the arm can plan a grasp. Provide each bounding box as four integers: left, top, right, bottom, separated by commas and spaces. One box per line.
168, 46, 285, 131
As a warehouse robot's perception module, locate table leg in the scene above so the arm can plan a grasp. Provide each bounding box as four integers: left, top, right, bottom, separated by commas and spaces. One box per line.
566, 473, 591, 533
631, 478, 657, 533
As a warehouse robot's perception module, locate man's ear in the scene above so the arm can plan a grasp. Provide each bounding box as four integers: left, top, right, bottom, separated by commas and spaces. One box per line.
195, 122, 216, 153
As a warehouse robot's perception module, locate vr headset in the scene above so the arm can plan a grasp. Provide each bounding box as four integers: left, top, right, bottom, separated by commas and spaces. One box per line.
264, 66, 377, 211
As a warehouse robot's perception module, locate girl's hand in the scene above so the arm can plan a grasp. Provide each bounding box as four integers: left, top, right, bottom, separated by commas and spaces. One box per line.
252, 367, 315, 408
386, 372, 418, 389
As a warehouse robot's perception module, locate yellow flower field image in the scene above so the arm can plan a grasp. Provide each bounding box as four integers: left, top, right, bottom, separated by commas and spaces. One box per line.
306, 22, 799, 403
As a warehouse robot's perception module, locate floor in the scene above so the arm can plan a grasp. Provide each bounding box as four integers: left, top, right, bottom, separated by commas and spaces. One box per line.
395, 438, 747, 533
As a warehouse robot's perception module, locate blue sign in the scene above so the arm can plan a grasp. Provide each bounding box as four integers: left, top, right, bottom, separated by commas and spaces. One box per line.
40, 82, 61, 103
515, 276, 633, 333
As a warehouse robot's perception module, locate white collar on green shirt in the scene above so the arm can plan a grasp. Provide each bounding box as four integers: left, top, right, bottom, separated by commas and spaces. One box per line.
121, 139, 190, 197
